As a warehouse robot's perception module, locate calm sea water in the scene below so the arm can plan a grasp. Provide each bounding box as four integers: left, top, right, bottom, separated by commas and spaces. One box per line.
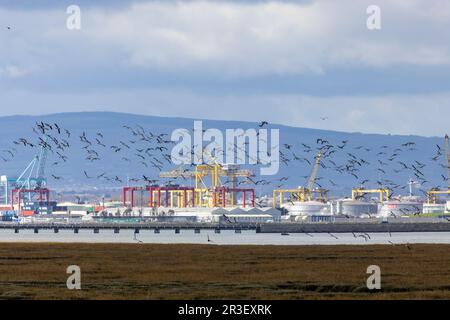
1, 229, 450, 245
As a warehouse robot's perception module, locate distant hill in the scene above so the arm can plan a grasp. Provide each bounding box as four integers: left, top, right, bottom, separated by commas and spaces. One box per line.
0, 112, 447, 199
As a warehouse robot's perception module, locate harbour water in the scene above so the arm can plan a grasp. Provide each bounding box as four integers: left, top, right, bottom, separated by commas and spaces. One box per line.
1, 229, 450, 245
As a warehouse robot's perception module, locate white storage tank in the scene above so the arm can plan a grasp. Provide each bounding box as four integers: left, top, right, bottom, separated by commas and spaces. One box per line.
340, 200, 378, 217
423, 203, 446, 214
378, 196, 423, 217
284, 201, 329, 217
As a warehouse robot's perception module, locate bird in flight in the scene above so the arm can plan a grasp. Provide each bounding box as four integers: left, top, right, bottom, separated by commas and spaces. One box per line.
258, 121, 269, 128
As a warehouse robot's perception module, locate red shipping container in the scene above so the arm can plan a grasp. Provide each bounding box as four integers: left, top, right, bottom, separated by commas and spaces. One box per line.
94, 206, 104, 213
21, 211, 35, 217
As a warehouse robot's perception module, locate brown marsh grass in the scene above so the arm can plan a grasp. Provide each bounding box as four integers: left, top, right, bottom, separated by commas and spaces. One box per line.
0, 243, 449, 300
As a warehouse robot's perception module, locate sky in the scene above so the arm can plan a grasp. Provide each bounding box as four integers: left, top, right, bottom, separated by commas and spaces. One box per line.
0, 0, 449, 137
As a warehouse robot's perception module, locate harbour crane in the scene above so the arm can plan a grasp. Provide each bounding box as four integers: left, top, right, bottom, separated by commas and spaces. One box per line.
426, 134, 450, 204
159, 148, 253, 208
352, 188, 390, 202
15, 142, 48, 190
273, 150, 328, 208
7, 141, 50, 209
306, 151, 322, 191
445, 134, 450, 190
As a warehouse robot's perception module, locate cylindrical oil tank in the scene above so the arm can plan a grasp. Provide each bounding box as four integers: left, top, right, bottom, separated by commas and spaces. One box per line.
284, 201, 329, 217
378, 198, 423, 217
423, 203, 446, 214
340, 200, 378, 217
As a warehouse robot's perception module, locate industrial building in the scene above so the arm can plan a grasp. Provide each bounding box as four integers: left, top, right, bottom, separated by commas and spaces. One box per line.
92, 206, 281, 223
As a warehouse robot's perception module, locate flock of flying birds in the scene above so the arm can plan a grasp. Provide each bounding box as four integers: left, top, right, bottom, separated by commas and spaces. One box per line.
1, 119, 449, 205
2, 24, 448, 198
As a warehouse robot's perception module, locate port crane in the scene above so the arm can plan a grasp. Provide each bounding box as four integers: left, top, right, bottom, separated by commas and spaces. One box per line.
306, 151, 322, 191
158, 148, 254, 208
426, 134, 450, 204
8, 141, 50, 210
351, 188, 390, 202
15, 142, 48, 190
446, 134, 450, 190
273, 150, 328, 208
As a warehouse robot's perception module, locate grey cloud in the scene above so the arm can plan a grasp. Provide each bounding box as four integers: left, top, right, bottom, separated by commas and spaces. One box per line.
0, 0, 449, 137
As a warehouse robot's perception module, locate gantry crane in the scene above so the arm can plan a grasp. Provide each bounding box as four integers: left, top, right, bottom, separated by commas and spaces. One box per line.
7, 141, 50, 210
352, 188, 390, 202
427, 134, 450, 204
15, 145, 48, 191
159, 147, 254, 208
273, 150, 328, 207
445, 134, 450, 190
306, 151, 322, 191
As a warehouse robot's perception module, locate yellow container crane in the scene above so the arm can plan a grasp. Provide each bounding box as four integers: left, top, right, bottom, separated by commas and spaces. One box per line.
351, 188, 390, 202
160, 148, 253, 208
273, 150, 328, 208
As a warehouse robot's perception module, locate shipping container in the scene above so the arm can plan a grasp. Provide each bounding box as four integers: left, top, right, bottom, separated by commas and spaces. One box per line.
0, 210, 17, 216
68, 210, 89, 216
21, 210, 35, 217
52, 211, 69, 215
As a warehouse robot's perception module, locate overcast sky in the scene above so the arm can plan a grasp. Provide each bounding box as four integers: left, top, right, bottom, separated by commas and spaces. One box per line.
1, 0, 449, 136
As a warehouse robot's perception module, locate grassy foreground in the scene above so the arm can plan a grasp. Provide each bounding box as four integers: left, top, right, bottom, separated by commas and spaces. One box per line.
0, 243, 450, 300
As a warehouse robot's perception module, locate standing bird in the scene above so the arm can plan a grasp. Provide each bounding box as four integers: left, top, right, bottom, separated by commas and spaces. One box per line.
133, 232, 143, 243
